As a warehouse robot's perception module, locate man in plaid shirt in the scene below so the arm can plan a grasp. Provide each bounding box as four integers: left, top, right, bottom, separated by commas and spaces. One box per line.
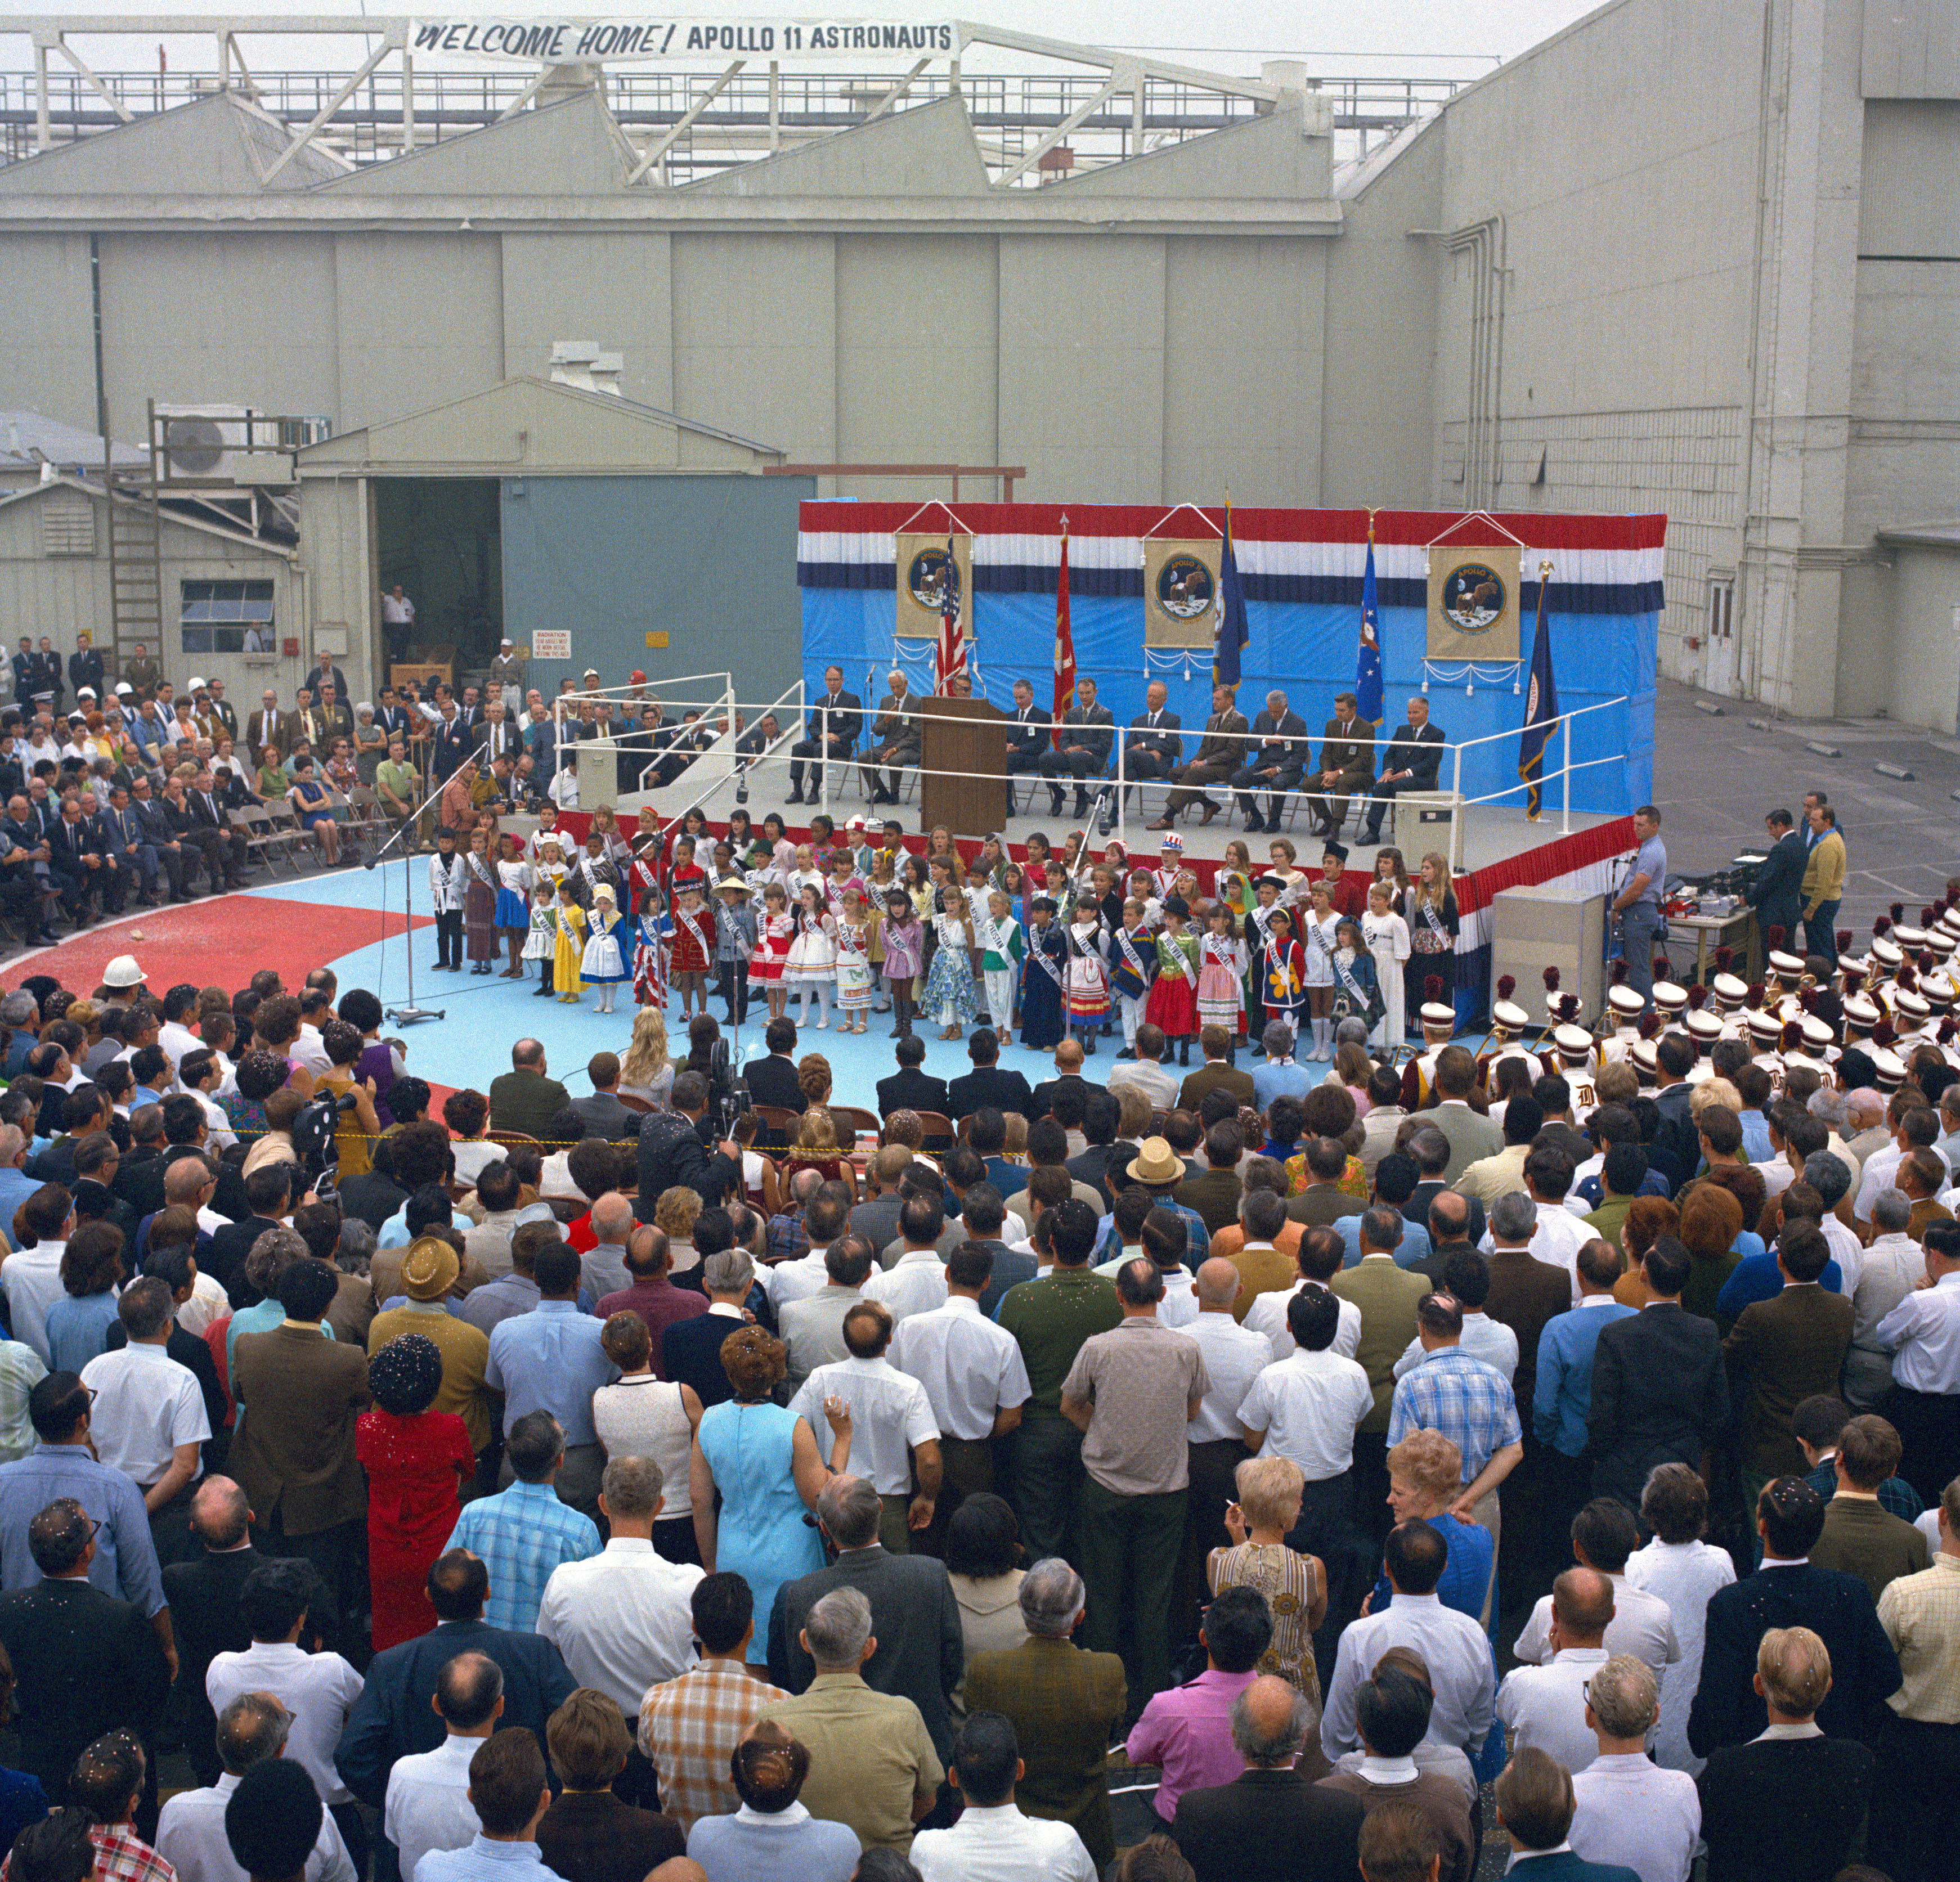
66, 1730, 175, 1882
639, 1572, 787, 1835
1387, 1291, 1523, 1605
443, 1413, 599, 1632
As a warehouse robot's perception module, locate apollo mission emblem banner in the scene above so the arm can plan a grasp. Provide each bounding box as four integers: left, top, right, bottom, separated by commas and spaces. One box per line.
1142, 538, 1219, 649
1427, 542, 1522, 662
894, 532, 971, 640
410, 17, 956, 65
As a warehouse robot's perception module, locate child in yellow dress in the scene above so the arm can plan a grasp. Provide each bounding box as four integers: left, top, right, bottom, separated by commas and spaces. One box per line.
551, 878, 587, 1003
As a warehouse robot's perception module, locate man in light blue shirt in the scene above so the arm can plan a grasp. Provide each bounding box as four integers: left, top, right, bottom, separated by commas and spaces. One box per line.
1609, 805, 1668, 1010
1533, 1241, 1638, 1471
443, 1411, 599, 1634
0, 1371, 172, 1651
0, 1118, 42, 1227
1250, 1022, 1312, 1113
482, 1243, 616, 1516
686, 1717, 861, 1882
406, 1719, 560, 1882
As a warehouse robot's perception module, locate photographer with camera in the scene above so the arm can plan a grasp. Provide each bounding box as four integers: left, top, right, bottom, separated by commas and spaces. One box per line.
636, 1070, 742, 1212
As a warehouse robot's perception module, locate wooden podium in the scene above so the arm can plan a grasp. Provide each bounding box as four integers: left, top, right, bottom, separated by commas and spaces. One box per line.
919, 696, 1006, 838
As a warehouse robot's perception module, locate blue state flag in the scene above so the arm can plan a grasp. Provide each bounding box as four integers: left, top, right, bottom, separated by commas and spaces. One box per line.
1518, 574, 1560, 819
1212, 502, 1249, 690
1356, 527, 1384, 724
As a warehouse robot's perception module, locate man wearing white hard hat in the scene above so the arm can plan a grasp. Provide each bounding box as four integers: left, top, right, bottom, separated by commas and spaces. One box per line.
101, 954, 146, 995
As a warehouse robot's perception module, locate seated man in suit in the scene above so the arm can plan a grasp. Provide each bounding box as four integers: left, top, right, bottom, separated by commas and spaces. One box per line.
1361, 698, 1445, 845
1232, 690, 1308, 835
877, 1035, 950, 1121
1001, 678, 1053, 818
860, 671, 922, 806
947, 1030, 1034, 1122
1696, 1625, 1876, 1882
1120, 682, 1182, 810
1038, 678, 1115, 821
788, 667, 863, 805
1306, 693, 1377, 841
1155, 685, 1249, 829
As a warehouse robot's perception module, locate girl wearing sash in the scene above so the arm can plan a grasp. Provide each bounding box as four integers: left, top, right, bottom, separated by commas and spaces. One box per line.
1329, 917, 1381, 1048
1241, 874, 1285, 1039
980, 890, 1025, 1044
923, 883, 979, 1040
1261, 907, 1307, 1050
1196, 905, 1246, 1043
495, 836, 533, 979
785, 883, 838, 1030
1144, 894, 1201, 1064
1299, 882, 1339, 1059
786, 843, 824, 907
1363, 878, 1412, 1053
864, 849, 898, 1009
880, 887, 926, 1041
625, 839, 663, 921
581, 883, 631, 1013
1019, 894, 1068, 1052
1107, 897, 1156, 1055
667, 882, 714, 1019
834, 888, 876, 1033
630, 896, 672, 1010
1062, 891, 1111, 1054
1405, 850, 1459, 1044
752, 881, 793, 1020
824, 850, 864, 918
523, 882, 557, 994
463, 828, 499, 975
551, 878, 588, 1004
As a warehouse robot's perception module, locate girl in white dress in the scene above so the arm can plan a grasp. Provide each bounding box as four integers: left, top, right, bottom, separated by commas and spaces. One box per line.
833, 890, 876, 1033
783, 882, 837, 1029
522, 883, 557, 991
580, 884, 631, 1013
1298, 882, 1339, 1059
784, 843, 824, 908
1362, 878, 1412, 1054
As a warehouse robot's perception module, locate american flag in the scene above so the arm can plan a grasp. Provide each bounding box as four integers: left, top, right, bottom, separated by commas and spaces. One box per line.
932, 534, 967, 693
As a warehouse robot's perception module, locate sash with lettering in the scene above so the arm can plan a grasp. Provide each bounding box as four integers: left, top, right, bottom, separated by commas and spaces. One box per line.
1331, 949, 1384, 1029
676, 899, 711, 963
1412, 897, 1452, 955
1028, 926, 1065, 986
1115, 925, 1149, 982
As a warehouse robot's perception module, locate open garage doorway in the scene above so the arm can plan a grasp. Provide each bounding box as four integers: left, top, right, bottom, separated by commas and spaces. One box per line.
374, 478, 503, 679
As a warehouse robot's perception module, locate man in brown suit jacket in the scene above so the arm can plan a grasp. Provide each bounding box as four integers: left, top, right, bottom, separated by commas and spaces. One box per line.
1175, 1029, 1257, 1112
1155, 685, 1250, 827
1723, 1223, 1853, 1500
1305, 693, 1377, 838
1807, 1413, 1931, 1604
228, 1257, 371, 1633
245, 690, 293, 762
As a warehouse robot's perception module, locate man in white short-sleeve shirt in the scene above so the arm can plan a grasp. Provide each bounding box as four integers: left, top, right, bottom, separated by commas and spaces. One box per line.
80, 1278, 210, 1513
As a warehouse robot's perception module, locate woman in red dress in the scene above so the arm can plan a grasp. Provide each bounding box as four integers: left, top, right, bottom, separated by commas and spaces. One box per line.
357, 1331, 476, 1651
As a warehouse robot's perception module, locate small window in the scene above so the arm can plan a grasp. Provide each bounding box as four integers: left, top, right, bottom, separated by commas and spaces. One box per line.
1706, 574, 1734, 643
181, 578, 275, 654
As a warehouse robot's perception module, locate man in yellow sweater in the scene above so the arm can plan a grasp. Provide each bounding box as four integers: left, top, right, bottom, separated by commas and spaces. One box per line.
1800, 803, 1846, 965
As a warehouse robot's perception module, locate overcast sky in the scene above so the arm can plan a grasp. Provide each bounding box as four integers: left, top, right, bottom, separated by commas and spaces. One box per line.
0, 1, 1611, 79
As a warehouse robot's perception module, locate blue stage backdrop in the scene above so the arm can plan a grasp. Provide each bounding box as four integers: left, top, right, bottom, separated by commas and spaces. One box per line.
797, 504, 1660, 815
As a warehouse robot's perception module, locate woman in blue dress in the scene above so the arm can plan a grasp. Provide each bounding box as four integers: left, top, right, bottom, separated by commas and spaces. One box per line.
285, 756, 340, 866
688, 1323, 852, 1666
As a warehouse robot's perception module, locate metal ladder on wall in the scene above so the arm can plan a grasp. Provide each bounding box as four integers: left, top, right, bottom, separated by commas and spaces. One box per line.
103, 404, 164, 677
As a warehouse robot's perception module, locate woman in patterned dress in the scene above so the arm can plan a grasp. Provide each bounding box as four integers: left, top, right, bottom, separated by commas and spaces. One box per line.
462, 827, 499, 974
1208, 1455, 1326, 1705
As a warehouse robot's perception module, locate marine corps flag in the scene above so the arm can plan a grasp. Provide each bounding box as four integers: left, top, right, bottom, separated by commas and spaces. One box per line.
1517, 561, 1559, 819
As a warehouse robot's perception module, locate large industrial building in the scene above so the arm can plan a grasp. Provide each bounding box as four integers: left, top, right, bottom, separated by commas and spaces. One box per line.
0, 0, 1950, 724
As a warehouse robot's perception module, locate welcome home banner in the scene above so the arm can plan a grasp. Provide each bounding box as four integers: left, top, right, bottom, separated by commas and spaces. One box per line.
409, 17, 955, 65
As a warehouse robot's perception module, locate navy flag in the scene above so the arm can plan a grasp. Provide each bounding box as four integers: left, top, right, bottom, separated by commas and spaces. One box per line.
1518, 560, 1559, 819
1212, 502, 1249, 691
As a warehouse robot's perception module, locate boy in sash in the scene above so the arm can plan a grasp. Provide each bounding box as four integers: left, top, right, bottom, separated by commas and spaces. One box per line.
427, 825, 466, 972
1152, 832, 1184, 900
1108, 896, 1157, 1057
979, 888, 1024, 1046
1020, 893, 1068, 1051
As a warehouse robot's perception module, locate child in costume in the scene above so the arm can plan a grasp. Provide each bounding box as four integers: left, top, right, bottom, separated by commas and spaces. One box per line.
1144, 893, 1201, 1063
1330, 917, 1381, 1044
714, 875, 757, 1026
1363, 878, 1411, 1054
879, 888, 925, 1040
1195, 904, 1246, 1046
667, 882, 714, 1019
1106, 896, 1157, 1055
833, 890, 876, 1033
922, 883, 979, 1040
979, 889, 1024, 1044
752, 881, 793, 1021
630, 896, 672, 1010
1261, 907, 1308, 1050
523, 882, 557, 994
581, 884, 631, 1013
551, 879, 588, 1005
494, 836, 533, 979
1241, 872, 1286, 1039
785, 883, 838, 1029
1063, 892, 1111, 1054
1298, 882, 1339, 1059
1019, 894, 1067, 1051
